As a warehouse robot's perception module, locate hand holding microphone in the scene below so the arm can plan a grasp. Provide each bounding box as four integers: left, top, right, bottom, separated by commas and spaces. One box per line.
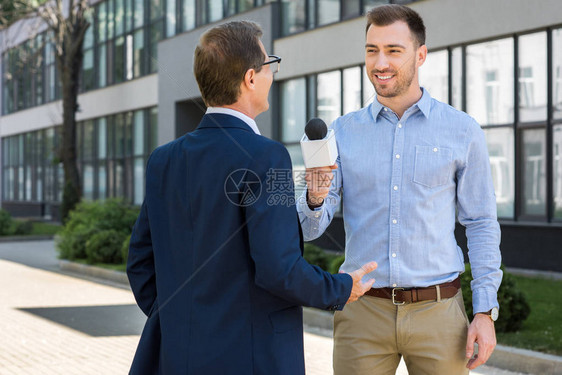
300, 118, 339, 208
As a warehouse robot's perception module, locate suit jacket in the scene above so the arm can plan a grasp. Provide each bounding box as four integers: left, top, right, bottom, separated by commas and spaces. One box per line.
127, 113, 352, 375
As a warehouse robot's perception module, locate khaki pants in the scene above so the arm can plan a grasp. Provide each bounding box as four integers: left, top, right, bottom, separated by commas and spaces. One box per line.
333, 290, 470, 375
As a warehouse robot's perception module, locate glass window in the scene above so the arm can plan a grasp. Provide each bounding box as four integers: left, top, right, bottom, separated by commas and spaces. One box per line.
134, 157, 144, 204
239, 0, 253, 12
363, 0, 388, 14
419, 49, 448, 104
116, 0, 124, 36
125, 0, 133, 32
518, 32, 547, 122
151, 0, 164, 20
552, 28, 562, 120
98, 44, 107, 87
281, 0, 305, 36
362, 65, 375, 107
99, 164, 107, 200
98, 2, 107, 42
134, 110, 145, 155
134, 0, 145, 28
182, 0, 195, 31
150, 21, 163, 73
466, 38, 514, 126
166, 0, 176, 37
281, 78, 306, 143
83, 121, 95, 161
343, 67, 362, 114
554, 125, 562, 219
116, 115, 125, 158
98, 118, 107, 159
115, 36, 125, 83
208, 0, 223, 22
84, 164, 94, 200
82, 48, 95, 90
150, 107, 158, 152
115, 160, 125, 197
125, 112, 133, 157
317, 71, 341, 126
522, 128, 546, 216
483, 127, 515, 218
133, 29, 144, 77
318, 0, 339, 26
451, 47, 462, 110
84, 13, 94, 49
108, 0, 115, 39
285, 144, 305, 196
342, 0, 360, 19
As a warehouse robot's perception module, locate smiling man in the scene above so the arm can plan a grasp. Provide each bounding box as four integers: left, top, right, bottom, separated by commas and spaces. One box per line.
297, 4, 503, 374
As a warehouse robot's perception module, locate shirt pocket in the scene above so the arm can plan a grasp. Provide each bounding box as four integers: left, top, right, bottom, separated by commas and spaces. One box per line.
413, 145, 453, 188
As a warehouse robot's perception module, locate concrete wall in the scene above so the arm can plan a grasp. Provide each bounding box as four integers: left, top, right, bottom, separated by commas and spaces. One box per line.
274, 0, 562, 80
157, 4, 277, 145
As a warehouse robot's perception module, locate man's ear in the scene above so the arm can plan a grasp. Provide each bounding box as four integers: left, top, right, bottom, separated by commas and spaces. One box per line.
243, 68, 256, 91
416, 44, 427, 68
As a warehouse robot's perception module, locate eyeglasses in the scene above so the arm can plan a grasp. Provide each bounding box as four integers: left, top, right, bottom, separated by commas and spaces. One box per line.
262, 55, 281, 74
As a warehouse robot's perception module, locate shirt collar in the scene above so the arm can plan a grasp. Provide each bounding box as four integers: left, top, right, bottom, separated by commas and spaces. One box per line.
370, 87, 432, 122
205, 107, 261, 135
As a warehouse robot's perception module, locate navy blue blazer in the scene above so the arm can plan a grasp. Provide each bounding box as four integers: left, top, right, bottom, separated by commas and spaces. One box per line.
127, 113, 352, 374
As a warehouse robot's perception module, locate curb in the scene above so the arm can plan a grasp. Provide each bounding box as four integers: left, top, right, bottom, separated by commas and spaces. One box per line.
59, 260, 129, 285
0, 235, 55, 242
60, 261, 562, 375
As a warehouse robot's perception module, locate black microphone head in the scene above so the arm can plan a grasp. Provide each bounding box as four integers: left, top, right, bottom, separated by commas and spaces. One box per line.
305, 118, 328, 140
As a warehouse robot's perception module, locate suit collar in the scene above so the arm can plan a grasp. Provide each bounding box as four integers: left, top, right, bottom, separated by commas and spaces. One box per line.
197, 113, 257, 134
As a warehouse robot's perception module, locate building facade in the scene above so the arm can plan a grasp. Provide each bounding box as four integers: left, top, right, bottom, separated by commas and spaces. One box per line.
1, 0, 561, 271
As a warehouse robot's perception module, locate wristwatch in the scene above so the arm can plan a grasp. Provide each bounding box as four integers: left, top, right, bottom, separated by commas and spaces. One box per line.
479, 307, 499, 322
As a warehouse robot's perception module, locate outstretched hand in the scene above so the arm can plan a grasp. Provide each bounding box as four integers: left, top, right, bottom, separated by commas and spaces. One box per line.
344, 261, 377, 304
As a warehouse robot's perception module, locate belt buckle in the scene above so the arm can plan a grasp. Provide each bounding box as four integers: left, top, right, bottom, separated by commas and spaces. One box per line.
392, 287, 405, 306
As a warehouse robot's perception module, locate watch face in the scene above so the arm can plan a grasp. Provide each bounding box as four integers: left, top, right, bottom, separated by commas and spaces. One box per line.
491, 307, 499, 321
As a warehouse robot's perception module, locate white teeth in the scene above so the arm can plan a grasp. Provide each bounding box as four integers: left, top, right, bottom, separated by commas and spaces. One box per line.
377, 75, 392, 80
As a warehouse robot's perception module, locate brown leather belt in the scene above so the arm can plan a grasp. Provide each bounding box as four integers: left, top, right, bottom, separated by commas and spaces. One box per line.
365, 277, 461, 305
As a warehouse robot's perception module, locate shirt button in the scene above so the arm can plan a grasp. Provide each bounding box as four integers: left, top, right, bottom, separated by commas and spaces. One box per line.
392, 219, 397, 224
384, 108, 388, 112
433, 147, 438, 152
315, 213, 320, 218
392, 253, 397, 258
393, 283, 397, 287
393, 186, 398, 191
398, 124, 402, 128
395, 154, 400, 159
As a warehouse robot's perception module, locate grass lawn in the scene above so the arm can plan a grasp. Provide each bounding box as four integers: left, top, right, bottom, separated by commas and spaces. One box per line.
71, 258, 127, 272
496, 275, 562, 356
30, 221, 61, 235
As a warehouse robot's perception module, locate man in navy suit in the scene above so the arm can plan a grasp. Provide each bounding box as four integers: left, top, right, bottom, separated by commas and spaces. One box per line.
127, 21, 377, 374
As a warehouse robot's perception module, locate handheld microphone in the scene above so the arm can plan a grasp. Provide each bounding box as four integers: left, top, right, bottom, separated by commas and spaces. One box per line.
305, 118, 328, 141
300, 118, 338, 168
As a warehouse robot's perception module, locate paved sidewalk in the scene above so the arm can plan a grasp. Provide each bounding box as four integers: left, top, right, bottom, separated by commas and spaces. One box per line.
0, 240, 527, 374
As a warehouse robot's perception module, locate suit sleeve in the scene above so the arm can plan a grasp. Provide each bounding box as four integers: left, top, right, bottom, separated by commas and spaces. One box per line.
244, 142, 352, 310
127, 162, 157, 317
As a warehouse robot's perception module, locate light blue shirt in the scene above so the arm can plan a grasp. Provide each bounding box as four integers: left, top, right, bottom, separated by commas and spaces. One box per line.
297, 88, 502, 314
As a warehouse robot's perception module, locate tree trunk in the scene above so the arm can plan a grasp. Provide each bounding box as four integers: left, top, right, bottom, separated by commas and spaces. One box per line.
59, 30, 84, 222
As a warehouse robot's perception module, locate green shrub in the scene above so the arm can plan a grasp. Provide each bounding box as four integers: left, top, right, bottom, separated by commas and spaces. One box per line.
56, 198, 140, 261
461, 264, 530, 333
0, 209, 14, 235
11, 220, 34, 235
121, 234, 131, 264
303, 243, 343, 273
329, 255, 345, 274
85, 229, 128, 264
